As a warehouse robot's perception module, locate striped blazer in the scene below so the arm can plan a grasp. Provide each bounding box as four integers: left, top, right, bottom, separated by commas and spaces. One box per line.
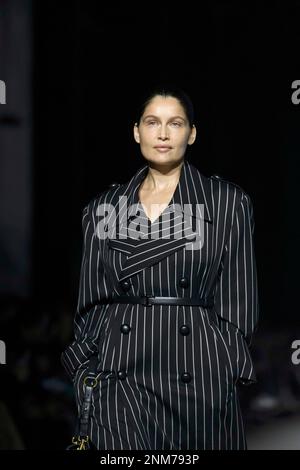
61, 158, 259, 450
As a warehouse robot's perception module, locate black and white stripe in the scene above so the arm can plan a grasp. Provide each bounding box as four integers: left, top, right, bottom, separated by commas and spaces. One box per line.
61, 159, 259, 450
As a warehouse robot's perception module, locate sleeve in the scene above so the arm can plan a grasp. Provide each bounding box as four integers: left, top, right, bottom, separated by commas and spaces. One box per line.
61, 200, 110, 380
214, 191, 260, 385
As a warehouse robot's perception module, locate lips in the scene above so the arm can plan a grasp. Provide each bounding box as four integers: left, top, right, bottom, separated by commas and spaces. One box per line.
154, 146, 172, 152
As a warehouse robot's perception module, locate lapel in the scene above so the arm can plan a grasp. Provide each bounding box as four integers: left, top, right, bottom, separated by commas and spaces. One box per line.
105, 159, 214, 282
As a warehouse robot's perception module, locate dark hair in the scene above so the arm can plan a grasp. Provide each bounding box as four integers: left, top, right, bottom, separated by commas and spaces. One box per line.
135, 85, 195, 128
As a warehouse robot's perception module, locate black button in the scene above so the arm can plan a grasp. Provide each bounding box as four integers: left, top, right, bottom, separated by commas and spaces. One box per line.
117, 370, 127, 380
104, 224, 108, 232
179, 277, 189, 288
181, 372, 192, 383
179, 325, 190, 335
120, 324, 131, 334
120, 280, 131, 292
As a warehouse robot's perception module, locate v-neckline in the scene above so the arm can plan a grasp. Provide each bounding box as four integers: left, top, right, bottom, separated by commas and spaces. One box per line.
136, 162, 184, 225
138, 184, 177, 225
138, 199, 172, 225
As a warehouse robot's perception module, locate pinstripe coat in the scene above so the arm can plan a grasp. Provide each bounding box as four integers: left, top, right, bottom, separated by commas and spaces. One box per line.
61, 158, 259, 450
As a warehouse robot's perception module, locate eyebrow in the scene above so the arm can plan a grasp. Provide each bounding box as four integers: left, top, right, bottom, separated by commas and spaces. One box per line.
142, 114, 187, 122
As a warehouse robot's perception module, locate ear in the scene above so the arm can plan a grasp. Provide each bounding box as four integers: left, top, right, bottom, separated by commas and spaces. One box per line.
133, 123, 140, 143
188, 124, 197, 145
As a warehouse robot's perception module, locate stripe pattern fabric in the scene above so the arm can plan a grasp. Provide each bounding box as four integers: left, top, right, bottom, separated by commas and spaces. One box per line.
61, 159, 259, 450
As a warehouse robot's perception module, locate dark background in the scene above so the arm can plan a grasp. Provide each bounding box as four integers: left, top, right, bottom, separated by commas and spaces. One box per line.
0, 0, 299, 450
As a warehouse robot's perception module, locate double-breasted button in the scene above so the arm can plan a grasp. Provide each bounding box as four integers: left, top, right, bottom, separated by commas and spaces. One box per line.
117, 370, 127, 380
179, 277, 189, 288
120, 280, 131, 292
120, 323, 131, 334
179, 324, 190, 335
181, 372, 192, 383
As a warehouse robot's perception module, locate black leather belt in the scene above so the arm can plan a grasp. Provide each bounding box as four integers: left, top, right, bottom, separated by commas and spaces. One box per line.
108, 295, 214, 308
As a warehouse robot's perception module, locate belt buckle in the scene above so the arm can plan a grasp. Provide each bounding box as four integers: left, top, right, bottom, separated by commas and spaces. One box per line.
141, 295, 154, 307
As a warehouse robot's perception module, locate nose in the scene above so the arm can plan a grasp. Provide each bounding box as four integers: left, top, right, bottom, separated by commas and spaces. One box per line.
158, 124, 169, 140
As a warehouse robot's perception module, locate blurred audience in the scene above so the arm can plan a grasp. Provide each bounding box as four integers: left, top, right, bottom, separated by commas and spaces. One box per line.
0, 294, 75, 449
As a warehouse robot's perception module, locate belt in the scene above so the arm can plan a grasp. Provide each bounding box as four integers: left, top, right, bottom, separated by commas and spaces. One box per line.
106, 295, 214, 308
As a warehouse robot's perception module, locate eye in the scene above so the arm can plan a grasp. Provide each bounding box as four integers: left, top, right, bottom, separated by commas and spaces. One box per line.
170, 121, 182, 127
146, 120, 157, 126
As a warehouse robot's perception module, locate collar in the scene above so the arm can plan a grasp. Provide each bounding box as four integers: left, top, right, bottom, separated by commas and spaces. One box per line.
121, 159, 213, 224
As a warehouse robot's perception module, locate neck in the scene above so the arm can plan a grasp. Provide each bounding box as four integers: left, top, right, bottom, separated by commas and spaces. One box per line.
143, 160, 184, 192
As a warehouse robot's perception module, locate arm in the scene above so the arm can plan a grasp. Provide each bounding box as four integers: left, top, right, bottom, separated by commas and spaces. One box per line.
214, 191, 260, 384
61, 199, 110, 380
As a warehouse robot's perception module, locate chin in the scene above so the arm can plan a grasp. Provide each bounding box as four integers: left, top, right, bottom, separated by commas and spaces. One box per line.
146, 155, 183, 166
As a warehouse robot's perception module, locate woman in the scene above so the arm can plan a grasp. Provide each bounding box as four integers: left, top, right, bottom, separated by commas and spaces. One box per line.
61, 86, 259, 450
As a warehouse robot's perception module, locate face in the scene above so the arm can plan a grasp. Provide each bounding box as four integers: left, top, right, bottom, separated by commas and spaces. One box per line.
133, 95, 196, 166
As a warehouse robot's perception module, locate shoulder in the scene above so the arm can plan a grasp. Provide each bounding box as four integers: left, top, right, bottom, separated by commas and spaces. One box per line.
83, 182, 123, 214
210, 173, 245, 193
209, 173, 253, 207
209, 174, 249, 199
